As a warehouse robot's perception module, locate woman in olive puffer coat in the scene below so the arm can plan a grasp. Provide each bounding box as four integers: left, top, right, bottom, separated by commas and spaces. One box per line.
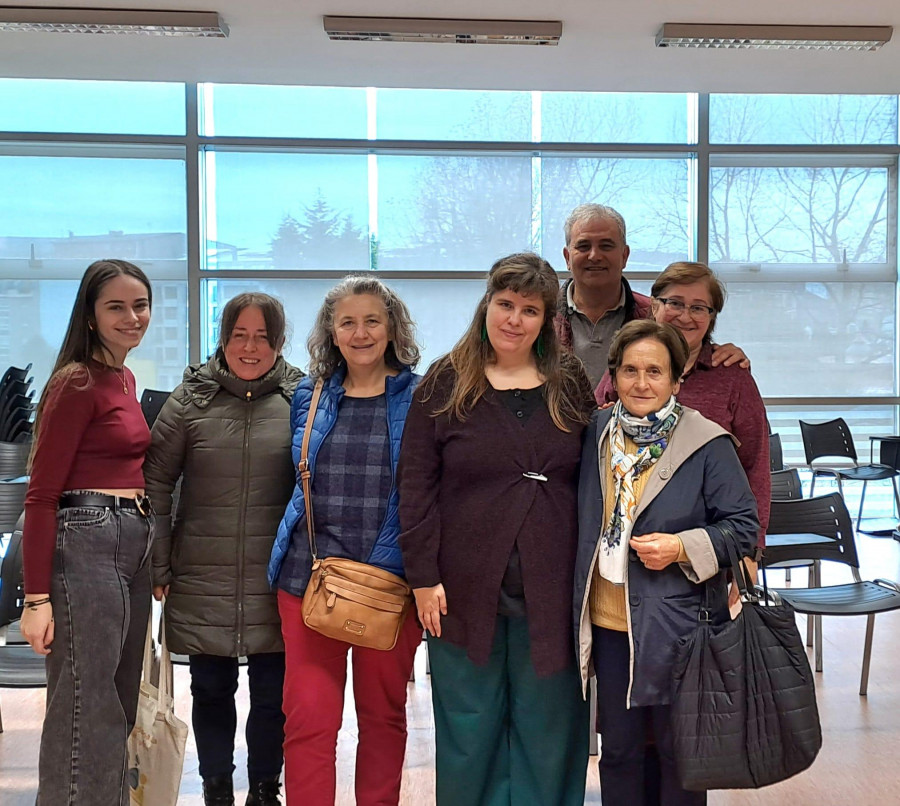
144, 292, 303, 806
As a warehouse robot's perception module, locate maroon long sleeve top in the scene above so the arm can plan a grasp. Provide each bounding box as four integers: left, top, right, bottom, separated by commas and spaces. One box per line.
23, 362, 150, 592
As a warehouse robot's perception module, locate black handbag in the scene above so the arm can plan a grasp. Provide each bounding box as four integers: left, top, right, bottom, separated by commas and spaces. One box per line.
670, 529, 822, 791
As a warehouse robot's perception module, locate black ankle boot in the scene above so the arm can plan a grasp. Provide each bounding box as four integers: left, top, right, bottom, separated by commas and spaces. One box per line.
203, 775, 235, 806
245, 777, 282, 806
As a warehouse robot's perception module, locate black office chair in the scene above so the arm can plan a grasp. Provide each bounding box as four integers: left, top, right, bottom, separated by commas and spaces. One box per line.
769, 433, 785, 472
765, 493, 900, 695
0, 392, 33, 433
799, 418, 900, 531
770, 468, 802, 501
140, 388, 171, 429
0, 513, 47, 733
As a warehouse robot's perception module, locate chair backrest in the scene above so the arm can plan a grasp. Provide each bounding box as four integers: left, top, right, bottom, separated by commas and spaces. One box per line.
0, 405, 34, 442
769, 433, 785, 471
770, 468, 803, 501
766, 492, 859, 569
0, 512, 25, 629
878, 438, 900, 471
140, 389, 171, 429
0, 364, 32, 396
799, 418, 858, 466
0, 378, 31, 407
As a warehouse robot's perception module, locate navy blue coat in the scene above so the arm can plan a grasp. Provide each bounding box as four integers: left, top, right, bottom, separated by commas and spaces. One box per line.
268, 365, 420, 588
574, 406, 759, 707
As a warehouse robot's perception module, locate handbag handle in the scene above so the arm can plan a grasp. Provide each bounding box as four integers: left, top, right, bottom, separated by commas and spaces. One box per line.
700, 527, 758, 617
298, 378, 325, 563
140, 602, 175, 707
720, 526, 759, 603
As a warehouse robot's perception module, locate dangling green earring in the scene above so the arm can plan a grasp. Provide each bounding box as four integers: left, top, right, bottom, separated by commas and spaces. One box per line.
481, 322, 488, 342
536, 332, 546, 358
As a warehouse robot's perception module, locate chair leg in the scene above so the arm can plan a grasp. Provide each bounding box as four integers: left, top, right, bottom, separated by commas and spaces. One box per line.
425, 633, 430, 675
589, 676, 598, 756
809, 473, 817, 497
857, 480, 867, 531
892, 477, 900, 520
806, 563, 818, 647
860, 614, 876, 696
785, 568, 792, 585
813, 562, 823, 672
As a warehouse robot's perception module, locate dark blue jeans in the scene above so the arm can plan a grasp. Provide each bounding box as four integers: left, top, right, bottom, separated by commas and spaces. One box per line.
592, 626, 706, 806
189, 652, 286, 782
38, 499, 153, 806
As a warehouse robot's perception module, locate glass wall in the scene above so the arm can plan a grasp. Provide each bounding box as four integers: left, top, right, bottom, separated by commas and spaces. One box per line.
1, 80, 897, 440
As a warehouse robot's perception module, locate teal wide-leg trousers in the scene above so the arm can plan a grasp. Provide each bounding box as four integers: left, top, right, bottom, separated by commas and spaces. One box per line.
427, 615, 589, 806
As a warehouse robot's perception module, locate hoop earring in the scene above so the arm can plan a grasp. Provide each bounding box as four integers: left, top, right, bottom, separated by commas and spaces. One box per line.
481, 322, 488, 342
536, 332, 545, 358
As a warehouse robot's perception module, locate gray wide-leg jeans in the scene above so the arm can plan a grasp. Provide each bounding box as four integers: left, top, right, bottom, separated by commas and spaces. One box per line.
37, 498, 153, 806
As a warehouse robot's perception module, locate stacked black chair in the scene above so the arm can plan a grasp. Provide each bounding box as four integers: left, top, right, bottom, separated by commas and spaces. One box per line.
0, 513, 47, 732
0, 365, 34, 484
0, 365, 34, 444
769, 432, 785, 472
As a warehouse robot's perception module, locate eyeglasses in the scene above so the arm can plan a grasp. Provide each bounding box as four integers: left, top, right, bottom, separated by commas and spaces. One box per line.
655, 297, 716, 320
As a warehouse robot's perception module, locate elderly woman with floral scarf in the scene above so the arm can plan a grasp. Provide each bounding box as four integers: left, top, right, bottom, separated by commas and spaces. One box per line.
573, 319, 758, 806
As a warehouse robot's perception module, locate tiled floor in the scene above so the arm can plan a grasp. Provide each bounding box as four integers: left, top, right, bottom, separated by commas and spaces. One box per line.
3, 531, 900, 804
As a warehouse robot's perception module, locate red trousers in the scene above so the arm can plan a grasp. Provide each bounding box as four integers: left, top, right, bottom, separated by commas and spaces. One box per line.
277, 590, 421, 806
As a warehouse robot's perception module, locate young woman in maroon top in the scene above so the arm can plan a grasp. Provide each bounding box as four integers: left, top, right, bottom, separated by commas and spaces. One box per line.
398, 253, 596, 806
20, 259, 154, 806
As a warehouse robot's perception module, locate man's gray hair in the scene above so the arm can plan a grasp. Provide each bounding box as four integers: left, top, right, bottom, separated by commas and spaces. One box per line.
564, 203, 627, 246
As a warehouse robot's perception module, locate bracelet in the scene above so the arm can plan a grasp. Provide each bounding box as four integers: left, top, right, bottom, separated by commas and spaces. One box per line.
24, 597, 52, 610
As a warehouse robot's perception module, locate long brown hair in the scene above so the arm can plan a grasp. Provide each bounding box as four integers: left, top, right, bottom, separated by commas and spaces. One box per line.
420, 252, 591, 432
30, 259, 152, 464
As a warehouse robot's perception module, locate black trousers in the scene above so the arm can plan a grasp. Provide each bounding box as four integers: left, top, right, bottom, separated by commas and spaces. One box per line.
592, 627, 705, 806
189, 652, 286, 782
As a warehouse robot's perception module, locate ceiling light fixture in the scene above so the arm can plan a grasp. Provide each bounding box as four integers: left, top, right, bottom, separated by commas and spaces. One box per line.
655, 23, 892, 51
0, 6, 229, 37
323, 16, 562, 46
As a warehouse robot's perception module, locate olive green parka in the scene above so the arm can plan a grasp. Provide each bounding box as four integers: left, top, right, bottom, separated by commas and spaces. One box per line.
144, 351, 303, 657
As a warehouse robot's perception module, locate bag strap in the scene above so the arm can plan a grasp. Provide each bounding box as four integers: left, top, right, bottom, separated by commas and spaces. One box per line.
299, 378, 325, 563
700, 527, 758, 618
156, 602, 174, 706
721, 526, 759, 604
141, 611, 155, 682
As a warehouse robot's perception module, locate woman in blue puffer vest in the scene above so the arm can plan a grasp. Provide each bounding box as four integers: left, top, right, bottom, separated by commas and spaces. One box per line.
268, 275, 422, 806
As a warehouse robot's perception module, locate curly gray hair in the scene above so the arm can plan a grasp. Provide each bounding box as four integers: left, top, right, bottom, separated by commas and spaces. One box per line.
307, 275, 420, 380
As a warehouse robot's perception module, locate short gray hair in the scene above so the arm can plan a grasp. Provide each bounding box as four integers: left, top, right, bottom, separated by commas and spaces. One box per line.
564, 203, 627, 246
307, 274, 420, 380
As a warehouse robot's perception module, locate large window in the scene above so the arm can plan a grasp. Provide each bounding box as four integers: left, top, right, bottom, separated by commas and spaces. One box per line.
1, 80, 898, 439
0, 140, 188, 392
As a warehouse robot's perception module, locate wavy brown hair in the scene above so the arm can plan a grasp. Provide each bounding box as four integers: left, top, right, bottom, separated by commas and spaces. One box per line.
420, 252, 592, 432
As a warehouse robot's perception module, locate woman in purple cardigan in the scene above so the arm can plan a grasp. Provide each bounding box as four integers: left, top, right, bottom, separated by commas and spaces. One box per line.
397, 253, 596, 806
